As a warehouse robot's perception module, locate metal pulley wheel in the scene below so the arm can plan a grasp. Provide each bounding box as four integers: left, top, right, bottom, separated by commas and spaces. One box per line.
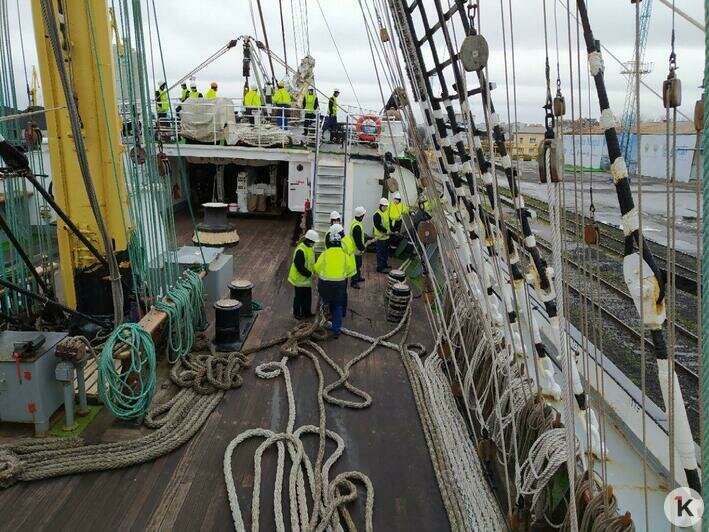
417, 220, 437, 244
460, 34, 489, 72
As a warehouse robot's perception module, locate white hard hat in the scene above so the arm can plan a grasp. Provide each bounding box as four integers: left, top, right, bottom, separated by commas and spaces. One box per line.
354, 206, 366, 217
330, 223, 344, 239
250, 84, 257, 90
379, 197, 389, 207
333, 88, 340, 93
190, 82, 197, 88
304, 229, 319, 242
329, 210, 341, 220
393, 191, 402, 200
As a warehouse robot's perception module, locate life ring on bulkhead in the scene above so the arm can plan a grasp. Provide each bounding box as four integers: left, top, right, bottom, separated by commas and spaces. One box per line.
355, 114, 382, 142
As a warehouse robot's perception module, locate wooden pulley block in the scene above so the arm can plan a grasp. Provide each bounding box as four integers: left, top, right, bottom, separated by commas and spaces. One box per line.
662, 76, 682, 109
584, 223, 600, 246
157, 152, 169, 177
437, 341, 451, 360
130, 145, 146, 165
386, 177, 399, 192
417, 220, 437, 244
553, 95, 566, 117
694, 99, 704, 131
451, 382, 463, 397
477, 438, 497, 461
537, 140, 548, 183
379, 26, 390, 42
459, 33, 489, 72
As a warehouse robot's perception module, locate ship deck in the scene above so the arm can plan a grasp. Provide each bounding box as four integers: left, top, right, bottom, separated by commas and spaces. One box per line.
0, 214, 449, 531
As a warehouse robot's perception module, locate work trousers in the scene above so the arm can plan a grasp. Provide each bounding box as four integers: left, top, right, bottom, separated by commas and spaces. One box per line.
329, 303, 344, 334
293, 286, 312, 318
322, 115, 337, 138
276, 104, 290, 129
304, 112, 316, 138
351, 254, 363, 285
375, 239, 389, 272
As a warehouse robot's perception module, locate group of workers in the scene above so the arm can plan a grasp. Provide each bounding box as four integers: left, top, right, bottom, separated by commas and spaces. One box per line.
156, 79, 340, 139
287, 192, 409, 337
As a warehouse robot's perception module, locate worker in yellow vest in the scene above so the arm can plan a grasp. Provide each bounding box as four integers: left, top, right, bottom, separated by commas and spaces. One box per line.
302, 87, 319, 138
324, 210, 341, 248
205, 81, 218, 99
272, 81, 292, 129
155, 81, 169, 118
288, 229, 319, 319
373, 198, 391, 273
314, 224, 355, 337
179, 83, 189, 102
188, 82, 203, 99
243, 84, 261, 124
349, 206, 367, 288
388, 190, 409, 250
322, 88, 340, 141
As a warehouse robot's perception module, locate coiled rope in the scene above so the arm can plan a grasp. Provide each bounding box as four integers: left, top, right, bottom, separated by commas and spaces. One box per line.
98, 323, 157, 420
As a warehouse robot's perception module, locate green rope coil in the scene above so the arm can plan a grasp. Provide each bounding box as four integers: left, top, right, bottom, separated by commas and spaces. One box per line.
98, 323, 157, 420
154, 269, 206, 364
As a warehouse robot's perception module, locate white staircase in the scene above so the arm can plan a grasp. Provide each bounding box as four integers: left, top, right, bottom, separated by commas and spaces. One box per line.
313, 159, 346, 250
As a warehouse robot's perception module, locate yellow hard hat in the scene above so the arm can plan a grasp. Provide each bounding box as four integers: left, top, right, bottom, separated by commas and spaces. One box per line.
278, 81, 285, 88
211, 81, 218, 89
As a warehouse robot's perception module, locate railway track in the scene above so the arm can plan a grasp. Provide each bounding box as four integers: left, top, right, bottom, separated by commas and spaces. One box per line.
497, 188, 700, 295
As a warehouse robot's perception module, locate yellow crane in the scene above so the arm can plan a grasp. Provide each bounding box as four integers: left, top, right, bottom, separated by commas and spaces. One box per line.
29, 65, 39, 107
30, 0, 130, 312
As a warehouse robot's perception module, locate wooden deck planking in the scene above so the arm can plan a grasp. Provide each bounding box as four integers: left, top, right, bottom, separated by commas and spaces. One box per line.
0, 214, 449, 531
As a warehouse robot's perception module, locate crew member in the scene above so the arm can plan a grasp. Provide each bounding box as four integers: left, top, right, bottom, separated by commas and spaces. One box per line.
388, 190, 409, 249
243, 84, 261, 124
288, 229, 319, 319
314, 224, 355, 337
272, 81, 292, 129
373, 198, 391, 273
155, 81, 169, 118
206, 81, 218, 99
179, 83, 190, 102
349, 206, 367, 288
321, 88, 340, 141
302, 87, 319, 138
324, 210, 341, 247
189, 82, 203, 99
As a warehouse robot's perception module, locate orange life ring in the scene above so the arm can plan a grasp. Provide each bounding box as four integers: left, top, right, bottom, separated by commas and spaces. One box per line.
355, 114, 382, 142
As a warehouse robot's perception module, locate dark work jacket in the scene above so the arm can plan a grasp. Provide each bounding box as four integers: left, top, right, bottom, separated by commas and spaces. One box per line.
352, 224, 366, 252
373, 211, 387, 233
293, 248, 312, 278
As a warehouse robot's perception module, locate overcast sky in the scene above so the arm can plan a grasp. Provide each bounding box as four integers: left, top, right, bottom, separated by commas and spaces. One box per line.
7, 0, 705, 124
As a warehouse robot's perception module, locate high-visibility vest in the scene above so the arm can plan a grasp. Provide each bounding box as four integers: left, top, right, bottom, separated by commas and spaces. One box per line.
244, 89, 261, 107
388, 201, 409, 222
341, 235, 357, 275
205, 88, 217, 99
180, 88, 189, 102
288, 243, 315, 287
189, 89, 203, 99
373, 209, 390, 240
349, 219, 365, 254
273, 88, 292, 105
314, 246, 352, 281
328, 96, 338, 116
304, 93, 317, 111
156, 89, 169, 112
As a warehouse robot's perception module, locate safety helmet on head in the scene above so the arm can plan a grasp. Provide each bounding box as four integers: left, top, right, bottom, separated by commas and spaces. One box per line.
278, 81, 285, 88
211, 81, 218, 89
333, 88, 340, 93
181, 82, 187, 87
393, 191, 402, 200
330, 223, 344, 238
329, 210, 341, 221
379, 197, 389, 207
304, 229, 319, 242
250, 84, 257, 91
354, 206, 366, 217
160, 81, 167, 88
190, 82, 197, 89
308, 87, 315, 92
